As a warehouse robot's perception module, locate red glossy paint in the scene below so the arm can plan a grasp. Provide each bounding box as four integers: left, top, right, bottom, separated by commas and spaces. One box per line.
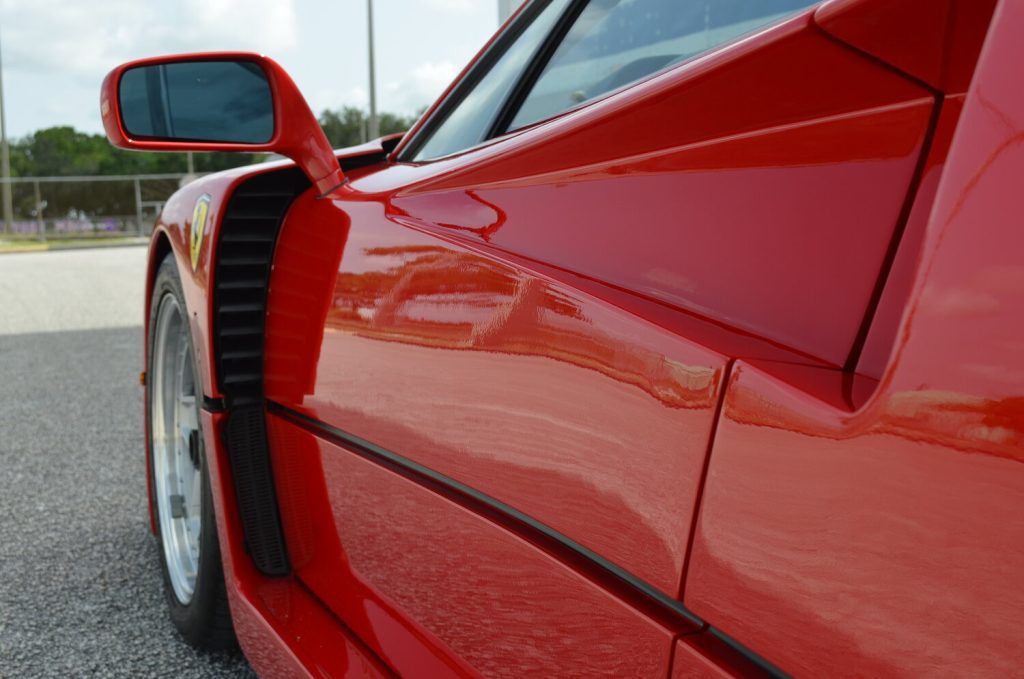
141, 140, 393, 405
100, 52, 343, 192
670, 635, 763, 679
115, 0, 1022, 675
258, 3, 944, 673
200, 409, 391, 678
267, 413, 677, 677
265, 189, 728, 596
684, 1, 1024, 674
856, 94, 966, 378
815, 0, 998, 94
380, 10, 935, 367
136, 139, 387, 536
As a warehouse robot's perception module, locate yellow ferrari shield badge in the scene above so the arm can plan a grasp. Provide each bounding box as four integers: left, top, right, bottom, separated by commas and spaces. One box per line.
190, 194, 212, 271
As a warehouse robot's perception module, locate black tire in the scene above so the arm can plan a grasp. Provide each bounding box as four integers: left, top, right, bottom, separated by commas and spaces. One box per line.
147, 254, 236, 651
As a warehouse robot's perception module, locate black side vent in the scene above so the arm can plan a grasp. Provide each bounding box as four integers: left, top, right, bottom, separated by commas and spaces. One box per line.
211, 152, 390, 577
213, 167, 308, 576
215, 167, 309, 405
224, 405, 289, 574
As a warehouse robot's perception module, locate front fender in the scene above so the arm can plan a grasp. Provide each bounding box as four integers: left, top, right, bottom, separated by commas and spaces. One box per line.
144, 159, 297, 400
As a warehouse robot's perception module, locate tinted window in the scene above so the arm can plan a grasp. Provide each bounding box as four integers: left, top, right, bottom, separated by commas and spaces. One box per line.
411, 0, 572, 161
509, 0, 816, 130
119, 61, 273, 144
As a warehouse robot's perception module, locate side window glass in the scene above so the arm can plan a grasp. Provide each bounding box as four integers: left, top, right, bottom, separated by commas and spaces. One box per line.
508, 0, 818, 131
411, 0, 573, 161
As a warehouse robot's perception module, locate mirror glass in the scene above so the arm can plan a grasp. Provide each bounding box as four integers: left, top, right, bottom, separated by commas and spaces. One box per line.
119, 60, 274, 144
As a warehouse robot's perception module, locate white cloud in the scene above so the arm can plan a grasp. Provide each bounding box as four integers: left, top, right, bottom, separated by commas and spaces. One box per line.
310, 86, 368, 115
179, 0, 298, 52
0, 0, 298, 80
384, 60, 460, 114
0, 0, 161, 76
420, 0, 476, 14
0, 0, 498, 137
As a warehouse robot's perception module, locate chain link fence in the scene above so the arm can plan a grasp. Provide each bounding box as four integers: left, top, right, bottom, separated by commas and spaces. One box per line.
0, 174, 201, 241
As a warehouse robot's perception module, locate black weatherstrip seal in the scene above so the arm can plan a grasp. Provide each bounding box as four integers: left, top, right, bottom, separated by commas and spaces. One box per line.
486, 0, 590, 139
268, 401, 792, 677
212, 153, 391, 578
711, 628, 790, 679
399, 0, 573, 161
202, 396, 227, 413
270, 401, 697, 623
212, 168, 310, 577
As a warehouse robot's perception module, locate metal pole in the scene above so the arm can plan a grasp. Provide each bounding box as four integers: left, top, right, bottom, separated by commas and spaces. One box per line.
134, 177, 143, 236
33, 179, 43, 241
0, 30, 14, 235
366, 0, 379, 140
186, 151, 195, 175
498, 0, 515, 22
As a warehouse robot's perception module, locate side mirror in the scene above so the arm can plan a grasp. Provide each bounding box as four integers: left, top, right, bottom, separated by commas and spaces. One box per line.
100, 52, 344, 193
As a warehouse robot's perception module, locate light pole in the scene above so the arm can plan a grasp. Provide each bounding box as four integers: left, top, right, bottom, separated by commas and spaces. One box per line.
366, 0, 379, 140
0, 29, 14, 235
498, 0, 516, 22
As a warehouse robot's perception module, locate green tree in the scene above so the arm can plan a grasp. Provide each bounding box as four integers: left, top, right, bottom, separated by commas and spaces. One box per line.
317, 107, 419, 148
9, 126, 264, 178
5, 108, 419, 222
7, 128, 267, 221
318, 107, 367, 148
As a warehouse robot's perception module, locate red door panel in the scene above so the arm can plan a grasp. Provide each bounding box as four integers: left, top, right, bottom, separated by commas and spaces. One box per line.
392, 99, 931, 365
260, 3, 964, 674
266, 414, 676, 678
266, 194, 728, 597
854, 94, 966, 378
684, 5, 1024, 673
814, 0, 998, 94
670, 635, 763, 679
686, 362, 1024, 676
386, 10, 934, 366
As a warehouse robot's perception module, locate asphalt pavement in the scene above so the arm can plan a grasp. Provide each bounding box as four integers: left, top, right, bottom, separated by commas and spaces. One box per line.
0, 247, 253, 677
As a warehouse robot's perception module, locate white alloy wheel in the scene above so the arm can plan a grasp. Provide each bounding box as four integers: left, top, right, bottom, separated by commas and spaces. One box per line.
150, 292, 203, 605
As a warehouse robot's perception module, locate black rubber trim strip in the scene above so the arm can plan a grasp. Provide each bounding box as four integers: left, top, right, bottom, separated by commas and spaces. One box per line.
202, 396, 227, 413
487, 0, 590, 139
710, 628, 790, 679
399, 0, 551, 160
267, 401, 800, 676
267, 400, 703, 629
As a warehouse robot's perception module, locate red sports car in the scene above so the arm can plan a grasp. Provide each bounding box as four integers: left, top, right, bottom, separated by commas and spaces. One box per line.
100, 0, 1023, 676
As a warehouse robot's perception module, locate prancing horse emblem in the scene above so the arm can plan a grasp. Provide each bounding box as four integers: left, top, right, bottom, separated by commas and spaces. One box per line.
190, 194, 212, 271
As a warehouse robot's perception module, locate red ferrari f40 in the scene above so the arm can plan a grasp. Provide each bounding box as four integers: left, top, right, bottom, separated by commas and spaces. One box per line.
100, 0, 1023, 676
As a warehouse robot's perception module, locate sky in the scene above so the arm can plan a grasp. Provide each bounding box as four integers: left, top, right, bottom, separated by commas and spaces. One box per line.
0, 0, 507, 139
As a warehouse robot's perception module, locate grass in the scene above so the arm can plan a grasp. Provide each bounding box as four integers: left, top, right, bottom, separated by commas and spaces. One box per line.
0, 236, 147, 253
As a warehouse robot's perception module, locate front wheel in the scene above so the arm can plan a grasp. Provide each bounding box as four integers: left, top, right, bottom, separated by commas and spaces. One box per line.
147, 254, 235, 649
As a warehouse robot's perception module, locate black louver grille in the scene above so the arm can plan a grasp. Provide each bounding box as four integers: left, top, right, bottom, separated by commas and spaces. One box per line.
210, 150, 389, 577
212, 167, 308, 576
214, 169, 308, 404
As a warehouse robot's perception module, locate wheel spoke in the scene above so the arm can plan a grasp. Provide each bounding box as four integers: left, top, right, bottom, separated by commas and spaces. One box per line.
188, 467, 202, 517
178, 395, 198, 437
187, 517, 201, 549
151, 291, 204, 606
